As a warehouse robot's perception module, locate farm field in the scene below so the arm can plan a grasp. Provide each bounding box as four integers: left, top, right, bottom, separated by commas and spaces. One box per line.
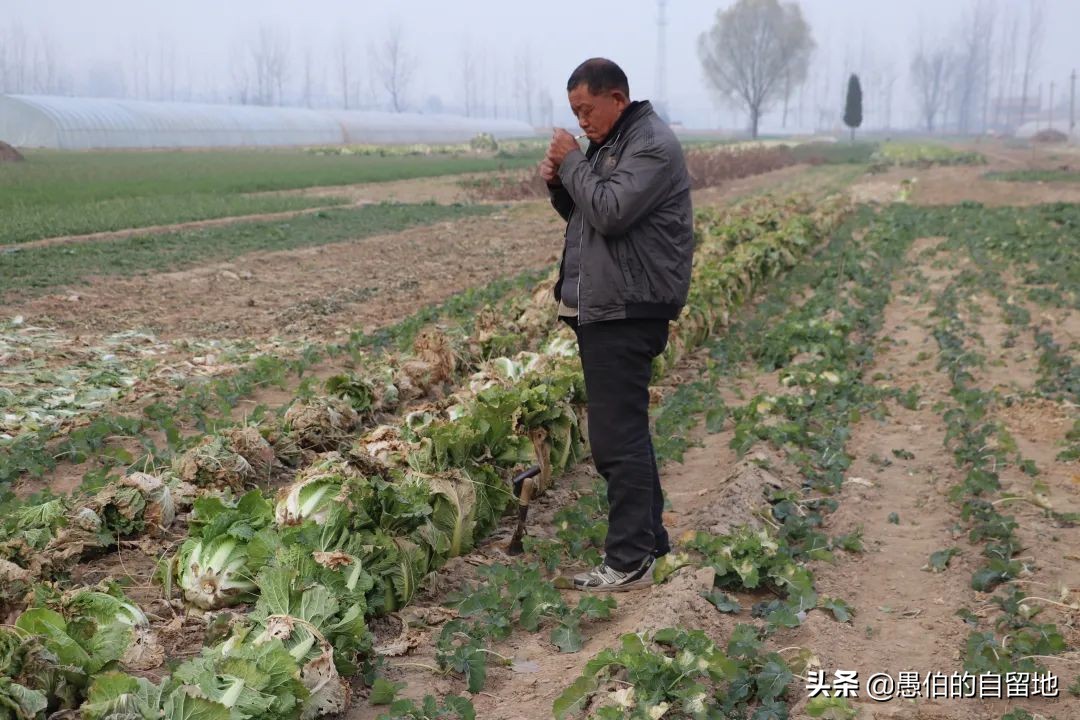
0, 139, 1077, 720
0, 145, 544, 245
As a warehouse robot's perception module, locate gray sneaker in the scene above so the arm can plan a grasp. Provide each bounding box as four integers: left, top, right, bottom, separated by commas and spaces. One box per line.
572, 556, 655, 592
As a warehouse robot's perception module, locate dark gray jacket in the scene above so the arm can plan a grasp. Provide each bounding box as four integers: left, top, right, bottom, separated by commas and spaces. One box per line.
549, 100, 694, 325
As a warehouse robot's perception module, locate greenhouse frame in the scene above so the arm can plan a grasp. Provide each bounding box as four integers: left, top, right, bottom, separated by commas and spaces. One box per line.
0, 94, 538, 149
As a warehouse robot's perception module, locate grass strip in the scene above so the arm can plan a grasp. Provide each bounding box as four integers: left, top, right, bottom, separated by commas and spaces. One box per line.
984, 169, 1080, 183
0, 202, 495, 296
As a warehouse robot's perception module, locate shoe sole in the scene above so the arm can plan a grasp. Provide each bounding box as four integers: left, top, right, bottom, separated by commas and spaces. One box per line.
572, 577, 654, 592
571, 568, 656, 593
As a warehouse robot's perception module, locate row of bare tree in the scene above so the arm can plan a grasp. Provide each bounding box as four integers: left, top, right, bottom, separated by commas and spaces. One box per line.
699, 0, 1054, 137
0, 22, 69, 96
0, 2, 1060, 132
0, 20, 554, 122
911, 0, 1046, 134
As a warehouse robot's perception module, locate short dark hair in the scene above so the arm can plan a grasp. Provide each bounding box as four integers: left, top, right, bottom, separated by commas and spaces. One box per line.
566, 58, 630, 97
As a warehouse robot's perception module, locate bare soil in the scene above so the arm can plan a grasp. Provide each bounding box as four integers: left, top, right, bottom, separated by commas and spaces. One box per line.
5, 165, 823, 346
850, 142, 1080, 207
6, 203, 564, 341
691, 163, 821, 208
0, 140, 24, 163
345, 235, 1080, 719
282, 172, 490, 206
851, 164, 1080, 207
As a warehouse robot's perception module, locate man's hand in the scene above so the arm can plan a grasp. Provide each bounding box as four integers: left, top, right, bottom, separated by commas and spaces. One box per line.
539, 157, 560, 186
546, 128, 581, 166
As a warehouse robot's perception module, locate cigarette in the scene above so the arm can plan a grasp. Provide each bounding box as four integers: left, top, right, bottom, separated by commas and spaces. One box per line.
575, 134, 587, 140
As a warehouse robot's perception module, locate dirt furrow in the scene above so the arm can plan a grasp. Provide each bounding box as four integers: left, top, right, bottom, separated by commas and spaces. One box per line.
782, 238, 989, 719
790, 238, 1078, 719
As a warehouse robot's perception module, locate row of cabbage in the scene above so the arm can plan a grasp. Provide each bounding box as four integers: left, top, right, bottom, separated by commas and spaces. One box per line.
869, 141, 986, 169
0, 193, 850, 719
0, 268, 568, 604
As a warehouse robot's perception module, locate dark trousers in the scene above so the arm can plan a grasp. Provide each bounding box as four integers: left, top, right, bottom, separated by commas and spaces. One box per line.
564, 316, 671, 571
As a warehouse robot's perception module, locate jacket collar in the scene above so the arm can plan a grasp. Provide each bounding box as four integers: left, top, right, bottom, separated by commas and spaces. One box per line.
586, 100, 652, 157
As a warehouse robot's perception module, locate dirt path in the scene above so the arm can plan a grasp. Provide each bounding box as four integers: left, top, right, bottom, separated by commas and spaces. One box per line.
279, 171, 492, 206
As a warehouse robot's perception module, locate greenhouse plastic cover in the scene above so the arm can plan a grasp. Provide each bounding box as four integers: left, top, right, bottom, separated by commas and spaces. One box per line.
0, 94, 539, 149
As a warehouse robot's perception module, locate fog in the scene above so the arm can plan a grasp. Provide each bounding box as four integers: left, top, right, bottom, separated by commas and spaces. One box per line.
3, 0, 1078, 134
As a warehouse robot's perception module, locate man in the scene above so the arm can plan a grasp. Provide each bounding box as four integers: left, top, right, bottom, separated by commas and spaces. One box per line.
540, 58, 694, 591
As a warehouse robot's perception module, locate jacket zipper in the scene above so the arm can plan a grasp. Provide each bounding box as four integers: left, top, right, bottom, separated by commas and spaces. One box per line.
577, 132, 622, 323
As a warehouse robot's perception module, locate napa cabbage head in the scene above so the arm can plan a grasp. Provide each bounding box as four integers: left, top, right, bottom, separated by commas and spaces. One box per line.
177, 535, 259, 610
61, 590, 163, 672
275, 475, 341, 526
80, 671, 163, 720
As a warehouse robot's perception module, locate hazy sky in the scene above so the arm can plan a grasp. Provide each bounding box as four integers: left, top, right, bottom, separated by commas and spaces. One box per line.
6, 0, 1079, 132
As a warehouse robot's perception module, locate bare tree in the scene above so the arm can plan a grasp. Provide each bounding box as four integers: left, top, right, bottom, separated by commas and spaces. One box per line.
1019, 0, 1045, 127
370, 22, 416, 112
697, 0, 815, 138
979, 1, 997, 132
460, 40, 478, 117
0, 23, 71, 95
122, 40, 154, 99
128, 42, 144, 99
250, 25, 290, 105
781, 69, 792, 128
474, 47, 488, 117
796, 76, 807, 129
514, 47, 538, 124
782, 60, 811, 129
879, 62, 898, 130
229, 44, 252, 105
336, 31, 352, 109
993, 2, 1020, 129
784, 55, 809, 130
154, 33, 178, 101
302, 47, 314, 107
34, 31, 64, 94
911, 37, 952, 133
0, 26, 6, 92
538, 90, 554, 128
806, 43, 834, 131
488, 51, 501, 119
4, 22, 29, 93
178, 58, 195, 101
809, 39, 832, 131
950, 0, 995, 134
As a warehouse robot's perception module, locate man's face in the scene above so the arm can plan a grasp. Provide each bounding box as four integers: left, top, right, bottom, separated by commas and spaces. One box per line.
568, 84, 629, 144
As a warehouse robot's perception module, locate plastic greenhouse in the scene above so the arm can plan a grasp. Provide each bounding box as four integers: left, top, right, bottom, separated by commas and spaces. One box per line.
0, 94, 538, 149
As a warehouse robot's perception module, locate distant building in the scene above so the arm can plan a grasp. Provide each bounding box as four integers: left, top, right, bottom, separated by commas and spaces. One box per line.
989, 96, 1042, 134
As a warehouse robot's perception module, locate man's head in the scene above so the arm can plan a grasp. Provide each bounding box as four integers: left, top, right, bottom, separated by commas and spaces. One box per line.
566, 58, 630, 144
